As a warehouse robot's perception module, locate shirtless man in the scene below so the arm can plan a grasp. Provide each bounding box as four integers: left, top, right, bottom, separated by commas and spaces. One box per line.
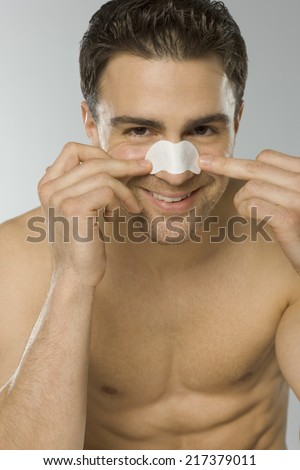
0, 0, 299, 450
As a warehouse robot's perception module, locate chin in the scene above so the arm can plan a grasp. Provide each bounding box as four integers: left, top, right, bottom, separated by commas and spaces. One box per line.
149, 221, 196, 246
127, 205, 217, 246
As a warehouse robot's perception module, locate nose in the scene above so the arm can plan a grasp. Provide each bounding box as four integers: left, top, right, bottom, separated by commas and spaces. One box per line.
154, 170, 195, 186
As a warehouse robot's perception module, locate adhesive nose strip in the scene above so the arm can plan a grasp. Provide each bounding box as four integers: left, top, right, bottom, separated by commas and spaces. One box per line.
145, 140, 201, 175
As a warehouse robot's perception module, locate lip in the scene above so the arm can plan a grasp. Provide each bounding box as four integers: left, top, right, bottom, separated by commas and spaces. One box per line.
140, 188, 201, 213
148, 191, 194, 198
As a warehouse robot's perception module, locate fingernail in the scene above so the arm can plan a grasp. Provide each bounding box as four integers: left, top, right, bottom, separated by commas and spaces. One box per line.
138, 160, 152, 167
199, 155, 215, 166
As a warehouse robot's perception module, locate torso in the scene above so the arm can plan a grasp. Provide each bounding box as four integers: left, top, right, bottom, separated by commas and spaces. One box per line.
83, 181, 294, 450
84, 236, 289, 450
1, 180, 298, 450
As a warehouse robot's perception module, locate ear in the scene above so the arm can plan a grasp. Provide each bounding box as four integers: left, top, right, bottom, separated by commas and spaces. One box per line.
81, 101, 100, 146
234, 101, 245, 134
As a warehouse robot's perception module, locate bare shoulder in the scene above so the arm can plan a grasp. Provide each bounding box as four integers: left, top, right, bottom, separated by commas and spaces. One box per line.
0, 207, 53, 387
0, 206, 52, 278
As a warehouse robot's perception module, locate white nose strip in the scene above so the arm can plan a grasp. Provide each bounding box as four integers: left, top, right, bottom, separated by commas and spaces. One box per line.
145, 140, 201, 175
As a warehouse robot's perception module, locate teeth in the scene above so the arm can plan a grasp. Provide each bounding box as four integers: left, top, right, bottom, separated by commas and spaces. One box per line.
151, 192, 191, 203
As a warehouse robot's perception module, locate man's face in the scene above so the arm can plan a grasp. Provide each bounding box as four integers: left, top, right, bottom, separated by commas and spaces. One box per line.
94, 54, 240, 244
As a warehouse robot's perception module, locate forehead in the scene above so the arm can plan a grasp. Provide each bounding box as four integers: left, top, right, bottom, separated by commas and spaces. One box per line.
99, 54, 235, 118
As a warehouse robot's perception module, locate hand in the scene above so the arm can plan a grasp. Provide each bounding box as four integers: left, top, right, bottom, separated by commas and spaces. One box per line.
199, 150, 300, 274
38, 142, 152, 287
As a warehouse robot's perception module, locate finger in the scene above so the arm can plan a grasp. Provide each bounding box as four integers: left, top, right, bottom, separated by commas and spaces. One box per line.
74, 188, 124, 244
234, 180, 300, 212
199, 155, 299, 191
256, 149, 300, 172
51, 188, 123, 244
58, 187, 122, 222
39, 143, 110, 186
49, 174, 142, 214
237, 197, 299, 241
39, 158, 152, 194
241, 199, 300, 273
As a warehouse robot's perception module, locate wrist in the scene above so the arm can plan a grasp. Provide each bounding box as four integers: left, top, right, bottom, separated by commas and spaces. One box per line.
51, 268, 97, 297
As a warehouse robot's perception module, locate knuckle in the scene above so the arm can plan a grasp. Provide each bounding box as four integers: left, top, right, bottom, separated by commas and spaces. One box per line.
100, 185, 114, 198
256, 149, 273, 162
246, 179, 263, 192
233, 191, 240, 206
63, 141, 77, 154
243, 160, 255, 175
97, 172, 111, 184
245, 159, 263, 176
37, 175, 48, 192
37, 180, 52, 200
60, 198, 76, 217
37, 178, 44, 192
247, 198, 260, 208
245, 199, 264, 214
37, 180, 45, 196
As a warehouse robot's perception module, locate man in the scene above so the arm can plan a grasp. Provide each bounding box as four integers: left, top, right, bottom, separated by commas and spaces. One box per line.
0, 0, 299, 450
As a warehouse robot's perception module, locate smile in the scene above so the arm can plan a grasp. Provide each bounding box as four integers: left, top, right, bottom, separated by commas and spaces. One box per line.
141, 188, 201, 213
151, 192, 192, 203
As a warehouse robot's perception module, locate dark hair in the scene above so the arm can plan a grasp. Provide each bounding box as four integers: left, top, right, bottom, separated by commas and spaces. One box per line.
80, 0, 248, 121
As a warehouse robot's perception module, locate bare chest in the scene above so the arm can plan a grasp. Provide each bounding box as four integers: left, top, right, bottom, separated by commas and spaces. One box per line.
88, 260, 285, 404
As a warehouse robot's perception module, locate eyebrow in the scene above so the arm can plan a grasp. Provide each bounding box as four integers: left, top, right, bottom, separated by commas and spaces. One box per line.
110, 113, 231, 131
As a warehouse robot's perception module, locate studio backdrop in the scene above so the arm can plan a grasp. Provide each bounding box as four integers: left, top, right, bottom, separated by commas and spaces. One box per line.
0, 0, 299, 450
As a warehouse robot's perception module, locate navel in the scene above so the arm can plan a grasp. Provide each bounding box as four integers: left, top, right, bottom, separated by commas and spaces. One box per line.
101, 385, 119, 396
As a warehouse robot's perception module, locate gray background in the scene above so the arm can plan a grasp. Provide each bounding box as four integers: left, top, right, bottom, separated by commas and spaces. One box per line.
0, 0, 299, 449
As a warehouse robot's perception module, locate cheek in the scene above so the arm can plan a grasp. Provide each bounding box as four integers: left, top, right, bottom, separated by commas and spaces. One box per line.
216, 141, 234, 158
191, 132, 235, 159
196, 141, 233, 159
107, 142, 152, 161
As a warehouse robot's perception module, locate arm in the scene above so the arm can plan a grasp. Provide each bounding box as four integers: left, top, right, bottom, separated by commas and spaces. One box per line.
199, 150, 300, 397
199, 149, 300, 274
0, 270, 95, 450
275, 299, 300, 400
0, 143, 151, 449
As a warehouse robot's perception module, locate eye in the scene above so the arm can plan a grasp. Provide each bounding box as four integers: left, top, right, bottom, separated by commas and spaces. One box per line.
192, 126, 216, 136
125, 127, 152, 137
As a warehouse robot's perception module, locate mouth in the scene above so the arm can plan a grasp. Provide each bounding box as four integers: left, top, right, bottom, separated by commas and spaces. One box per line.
140, 188, 201, 213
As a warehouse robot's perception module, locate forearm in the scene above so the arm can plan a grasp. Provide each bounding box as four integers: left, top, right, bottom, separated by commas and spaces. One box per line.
0, 270, 95, 449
